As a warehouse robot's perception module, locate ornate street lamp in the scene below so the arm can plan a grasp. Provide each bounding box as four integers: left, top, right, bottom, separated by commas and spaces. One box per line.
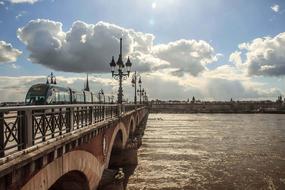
143, 90, 148, 104
98, 89, 105, 103
131, 71, 140, 104
137, 80, 144, 104
109, 38, 132, 104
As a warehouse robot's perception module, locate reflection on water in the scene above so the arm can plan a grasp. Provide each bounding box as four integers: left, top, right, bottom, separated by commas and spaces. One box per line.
127, 114, 285, 190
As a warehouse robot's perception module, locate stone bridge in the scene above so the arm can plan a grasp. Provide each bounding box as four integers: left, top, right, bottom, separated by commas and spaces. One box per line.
0, 104, 149, 190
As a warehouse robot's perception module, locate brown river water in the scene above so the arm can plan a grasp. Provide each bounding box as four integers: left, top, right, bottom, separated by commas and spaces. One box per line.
127, 114, 285, 190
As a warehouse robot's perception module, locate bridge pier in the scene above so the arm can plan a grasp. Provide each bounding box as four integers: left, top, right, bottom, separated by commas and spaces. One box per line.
98, 113, 150, 190
99, 148, 139, 190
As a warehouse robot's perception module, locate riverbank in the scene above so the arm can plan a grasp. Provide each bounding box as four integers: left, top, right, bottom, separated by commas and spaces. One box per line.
150, 102, 285, 114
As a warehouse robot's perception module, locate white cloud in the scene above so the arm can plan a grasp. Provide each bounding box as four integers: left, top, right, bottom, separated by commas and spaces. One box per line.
203, 64, 246, 81
8, 0, 38, 4
153, 39, 218, 76
0, 40, 22, 63
17, 19, 160, 73
271, 4, 279, 12
231, 32, 285, 76
229, 51, 242, 66
13, 20, 285, 101
18, 19, 218, 76
139, 69, 281, 101
0, 1, 4, 5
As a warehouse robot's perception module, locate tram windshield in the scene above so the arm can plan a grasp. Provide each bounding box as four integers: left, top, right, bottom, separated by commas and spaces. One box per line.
25, 84, 47, 105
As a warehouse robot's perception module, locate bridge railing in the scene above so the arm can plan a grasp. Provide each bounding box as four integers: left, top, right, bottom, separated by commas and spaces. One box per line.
0, 104, 143, 158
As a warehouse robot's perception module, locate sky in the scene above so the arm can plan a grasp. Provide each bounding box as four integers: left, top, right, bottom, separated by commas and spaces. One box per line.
0, 0, 285, 102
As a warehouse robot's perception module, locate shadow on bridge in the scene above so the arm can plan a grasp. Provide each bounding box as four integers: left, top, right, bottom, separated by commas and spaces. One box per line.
50, 170, 89, 190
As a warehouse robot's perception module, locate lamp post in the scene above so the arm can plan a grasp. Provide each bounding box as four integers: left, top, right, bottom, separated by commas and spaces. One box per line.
108, 94, 114, 104
137, 81, 144, 104
143, 90, 148, 104
109, 38, 132, 104
98, 89, 105, 103
131, 71, 140, 104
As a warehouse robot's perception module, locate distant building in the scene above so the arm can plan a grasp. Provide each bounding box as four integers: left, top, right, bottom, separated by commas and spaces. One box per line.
84, 74, 90, 91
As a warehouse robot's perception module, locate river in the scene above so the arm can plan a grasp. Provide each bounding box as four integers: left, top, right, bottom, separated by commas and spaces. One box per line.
127, 114, 285, 190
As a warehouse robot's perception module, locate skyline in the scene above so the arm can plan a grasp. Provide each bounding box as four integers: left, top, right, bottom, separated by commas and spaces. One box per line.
0, 0, 285, 102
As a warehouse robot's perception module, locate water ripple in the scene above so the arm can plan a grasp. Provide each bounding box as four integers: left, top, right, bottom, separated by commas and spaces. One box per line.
128, 114, 285, 190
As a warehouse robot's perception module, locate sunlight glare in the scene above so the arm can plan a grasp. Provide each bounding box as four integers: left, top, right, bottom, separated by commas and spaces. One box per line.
152, 2, 157, 9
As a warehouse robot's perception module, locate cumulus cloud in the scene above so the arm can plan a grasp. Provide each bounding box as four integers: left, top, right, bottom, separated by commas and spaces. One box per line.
271, 4, 279, 12
230, 32, 285, 76
18, 19, 218, 75
0, 40, 22, 63
17, 19, 159, 73
8, 0, 38, 4
138, 70, 282, 101
229, 51, 242, 66
153, 39, 218, 76
205, 79, 257, 100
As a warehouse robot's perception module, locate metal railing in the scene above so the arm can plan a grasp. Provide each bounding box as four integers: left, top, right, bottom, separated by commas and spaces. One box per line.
0, 104, 142, 158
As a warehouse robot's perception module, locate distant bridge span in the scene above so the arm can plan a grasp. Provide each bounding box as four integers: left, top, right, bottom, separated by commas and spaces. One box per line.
0, 104, 149, 190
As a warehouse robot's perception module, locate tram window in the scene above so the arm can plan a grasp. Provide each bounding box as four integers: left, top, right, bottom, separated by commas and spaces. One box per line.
62, 91, 69, 103
81, 94, 84, 102
59, 92, 65, 102
72, 92, 77, 103
25, 84, 47, 105
76, 94, 81, 103
62, 92, 66, 103
85, 92, 92, 103
92, 95, 98, 103
25, 94, 46, 104
56, 92, 59, 102
46, 89, 54, 104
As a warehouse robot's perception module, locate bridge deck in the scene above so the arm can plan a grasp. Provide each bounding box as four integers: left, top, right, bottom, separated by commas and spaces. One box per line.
0, 104, 148, 189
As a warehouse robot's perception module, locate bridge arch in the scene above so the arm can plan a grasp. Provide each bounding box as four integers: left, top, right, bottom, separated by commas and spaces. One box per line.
128, 117, 135, 139
105, 122, 127, 168
49, 170, 89, 190
21, 150, 103, 190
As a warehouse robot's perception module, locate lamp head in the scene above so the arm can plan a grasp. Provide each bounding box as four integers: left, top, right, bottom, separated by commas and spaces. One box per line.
131, 77, 135, 84
110, 56, 116, 73
116, 54, 124, 68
